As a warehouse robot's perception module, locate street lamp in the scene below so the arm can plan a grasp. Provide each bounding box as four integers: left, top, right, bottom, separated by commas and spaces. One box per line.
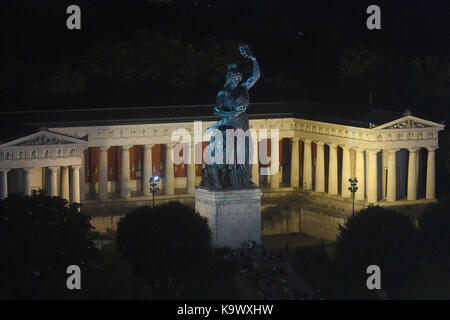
348, 177, 358, 216
149, 176, 160, 208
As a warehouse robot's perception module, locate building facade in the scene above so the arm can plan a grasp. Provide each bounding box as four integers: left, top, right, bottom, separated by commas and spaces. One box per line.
0, 106, 445, 239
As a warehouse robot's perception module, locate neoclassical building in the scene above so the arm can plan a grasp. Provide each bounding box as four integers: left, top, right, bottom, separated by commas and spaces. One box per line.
0, 102, 445, 239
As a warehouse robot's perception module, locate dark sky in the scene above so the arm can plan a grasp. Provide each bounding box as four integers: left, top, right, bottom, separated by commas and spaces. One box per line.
3, 0, 448, 61
0, 0, 449, 117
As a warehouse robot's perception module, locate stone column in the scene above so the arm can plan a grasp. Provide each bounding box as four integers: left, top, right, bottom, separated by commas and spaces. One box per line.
366, 150, 379, 203
187, 143, 196, 193
340, 146, 352, 198
303, 139, 312, 190
1, 169, 10, 199
164, 143, 175, 195
407, 147, 419, 201
386, 149, 399, 202
143, 144, 154, 196
426, 147, 437, 200
121, 145, 132, 198
315, 141, 325, 192
270, 138, 280, 189
22, 168, 33, 196
61, 166, 70, 201
290, 137, 300, 188
354, 148, 365, 201
415, 149, 420, 188
252, 133, 260, 187
71, 165, 81, 203
99, 146, 109, 200
79, 149, 86, 201
48, 166, 59, 197
328, 143, 338, 195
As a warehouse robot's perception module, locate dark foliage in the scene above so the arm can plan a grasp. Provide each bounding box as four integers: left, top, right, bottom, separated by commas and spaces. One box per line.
0, 191, 97, 299
333, 206, 420, 295
420, 195, 450, 263
291, 245, 331, 298
1, 1, 448, 114
116, 202, 212, 280
78, 244, 153, 299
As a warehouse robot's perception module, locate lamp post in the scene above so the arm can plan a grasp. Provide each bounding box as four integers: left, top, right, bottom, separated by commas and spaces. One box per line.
149, 176, 160, 208
348, 177, 358, 216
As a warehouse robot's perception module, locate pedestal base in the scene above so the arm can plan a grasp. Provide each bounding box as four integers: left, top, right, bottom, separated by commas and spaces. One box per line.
195, 187, 262, 248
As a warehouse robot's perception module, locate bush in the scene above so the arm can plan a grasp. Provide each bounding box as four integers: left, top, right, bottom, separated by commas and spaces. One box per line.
420, 194, 450, 262
333, 206, 420, 294
116, 202, 212, 280
79, 244, 153, 300
291, 246, 331, 297
0, 191, 97, 299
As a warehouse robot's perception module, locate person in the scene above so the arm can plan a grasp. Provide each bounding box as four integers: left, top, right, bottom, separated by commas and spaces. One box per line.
200, 44, 261, 190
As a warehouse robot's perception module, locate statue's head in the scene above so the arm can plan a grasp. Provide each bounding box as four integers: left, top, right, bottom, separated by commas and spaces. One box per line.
225, 63, 242, 89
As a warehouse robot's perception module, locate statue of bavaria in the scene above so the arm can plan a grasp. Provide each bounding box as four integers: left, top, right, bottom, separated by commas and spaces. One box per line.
200, 44, 261, 190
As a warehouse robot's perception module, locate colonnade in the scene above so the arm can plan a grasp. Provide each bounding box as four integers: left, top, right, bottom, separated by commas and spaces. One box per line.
0, 140, 437, 204
95, 143, 197, 200
0, 165, 81, 202
262, 137, 437, 203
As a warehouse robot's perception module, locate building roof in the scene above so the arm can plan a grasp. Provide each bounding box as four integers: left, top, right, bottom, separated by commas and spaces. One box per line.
0, 101, 410, 143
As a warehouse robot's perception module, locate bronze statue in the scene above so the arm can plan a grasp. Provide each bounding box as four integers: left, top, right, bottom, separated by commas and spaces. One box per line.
200, 44, 260, 190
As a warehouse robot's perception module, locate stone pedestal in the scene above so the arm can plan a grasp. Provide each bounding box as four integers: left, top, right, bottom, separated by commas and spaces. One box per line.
195, 187, 262, 248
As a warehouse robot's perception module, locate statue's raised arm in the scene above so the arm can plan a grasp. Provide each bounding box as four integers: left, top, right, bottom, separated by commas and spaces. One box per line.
239, 44, 260, 90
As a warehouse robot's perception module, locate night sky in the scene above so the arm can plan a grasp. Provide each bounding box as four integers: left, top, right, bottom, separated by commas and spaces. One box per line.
1, 0, 449, 120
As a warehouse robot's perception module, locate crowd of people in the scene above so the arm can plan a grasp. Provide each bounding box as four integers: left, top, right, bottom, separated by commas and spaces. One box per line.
217, 241, 313, 300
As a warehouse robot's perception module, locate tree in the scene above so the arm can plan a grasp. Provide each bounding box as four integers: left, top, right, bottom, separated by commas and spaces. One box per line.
81, 31, 303, 105
116, 202, 212, 281
420, 195, 450, 263
38, 63, 86, 96
0, 191, 97, 299
339, 46, 385, 80
411, 55, 450, 100
333, 206, 420, 295
79, 244, 153, 300
86, 31, 245, 89
337, 46, 388, 108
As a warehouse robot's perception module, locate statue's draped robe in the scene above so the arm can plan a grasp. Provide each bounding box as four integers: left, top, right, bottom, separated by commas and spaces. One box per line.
200, 85, 256, 190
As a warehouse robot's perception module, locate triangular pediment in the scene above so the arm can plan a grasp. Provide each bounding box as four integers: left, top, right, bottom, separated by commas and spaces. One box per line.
373, 115, 445, 130
0, 130, 87, 148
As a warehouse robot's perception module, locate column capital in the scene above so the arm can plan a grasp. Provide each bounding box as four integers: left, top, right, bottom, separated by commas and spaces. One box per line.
144, 144, 155, 150
426, 146, 439, 152
23, 167, 34, 173
291, 136, 300, 142
1, 168, 11, 173
166, 143, 177, 149
99, 146, 109, 152
121, 145, 132, 151
407, 147, 420, 153
339, 145, 352, 151
353, 147, 365, 153
387, 148, 400, 154
366, 149, 380, 155
303, 139, 312, 144
71, 165, 81, 170
313, 141, 325, 146
327, 142, 338, 148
